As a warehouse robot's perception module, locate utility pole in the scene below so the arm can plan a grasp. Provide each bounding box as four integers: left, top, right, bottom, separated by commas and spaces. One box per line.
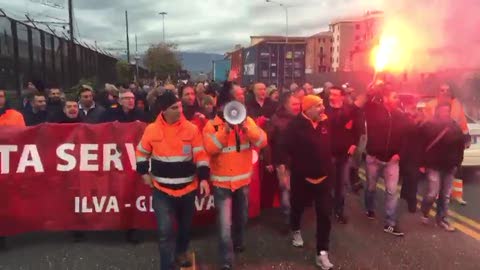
125, 10, 130, 63
135, 34, 139, 81
158, 12, 167, 43
266, 0, 288, 43
68, 0, 76, 86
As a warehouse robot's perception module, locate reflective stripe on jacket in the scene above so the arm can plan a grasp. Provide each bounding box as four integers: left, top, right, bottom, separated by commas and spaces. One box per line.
135, 114, 210, 197
203, 115, 267, 191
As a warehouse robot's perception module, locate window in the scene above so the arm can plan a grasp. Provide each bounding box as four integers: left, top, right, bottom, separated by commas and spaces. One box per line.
330, 47, 333, 53
320, 47, 324, 54
318, 38, 322, 43
336, 57, 339, 63
331, 38, 333, 43
330, 57, 333, 63
355, 35, 360, 41
356, 24, 360, 30
337, 35, 340, 41
337, 46, 339, 52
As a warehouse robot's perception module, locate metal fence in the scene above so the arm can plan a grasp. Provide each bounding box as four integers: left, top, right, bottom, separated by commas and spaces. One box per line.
0, 13, 118, 96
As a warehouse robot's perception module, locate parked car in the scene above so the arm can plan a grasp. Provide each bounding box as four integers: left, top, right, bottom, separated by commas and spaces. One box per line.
462, 115, 480, 168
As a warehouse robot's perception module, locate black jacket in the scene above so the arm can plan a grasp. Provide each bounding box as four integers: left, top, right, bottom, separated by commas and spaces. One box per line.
400, 119, 425, 168
79, 104, 106, 124
101, 107, 148, 123
280, 114, 333, 179
22, 108, 48, 126
49, 113, 83, 124
46, 100, 63, 120
246, 97, 277, 119
419, 120, 464, 171
266, 108, 296, 166
183, 103, 201, 121
325, 104, 363, 157
364, 101, 409, 162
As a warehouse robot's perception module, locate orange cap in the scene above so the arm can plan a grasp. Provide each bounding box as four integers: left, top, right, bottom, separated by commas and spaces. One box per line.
302, 95, 323, 112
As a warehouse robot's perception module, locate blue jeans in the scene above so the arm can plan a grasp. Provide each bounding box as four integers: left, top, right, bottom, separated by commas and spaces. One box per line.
364, 155, 400, 226
332, 156, 352, 215
214, 186, 249, 267
421, 168, 456, 221
152, 189, 195, 270
276, 166, 291, 222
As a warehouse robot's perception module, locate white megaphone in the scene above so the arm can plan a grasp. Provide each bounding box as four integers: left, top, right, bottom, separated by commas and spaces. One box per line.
223, 101, 247, 125
223, 101, 247, 152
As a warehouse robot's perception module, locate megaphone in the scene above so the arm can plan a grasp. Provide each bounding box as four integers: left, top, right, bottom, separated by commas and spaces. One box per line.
313, 87, 324, 95
223, 101, 247, 152
223, 101, 247, 125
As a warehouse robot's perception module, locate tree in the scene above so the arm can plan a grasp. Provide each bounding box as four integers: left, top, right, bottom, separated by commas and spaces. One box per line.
143, 43, 182, 80
116, 60, 132, 84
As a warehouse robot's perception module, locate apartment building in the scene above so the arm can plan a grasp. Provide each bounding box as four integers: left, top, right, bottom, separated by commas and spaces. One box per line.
305, 31, 334, 74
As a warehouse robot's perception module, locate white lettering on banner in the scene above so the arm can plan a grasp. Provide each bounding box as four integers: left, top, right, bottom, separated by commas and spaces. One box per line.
57, 143, 76, 171
74, 195, 215, 214
136, 196, 154, 213
57, 143, 135, 172
124, 143, 137, 170
16, 144, 44, 173
74, 196, 120, 213
103, 144, 123, 171
136, 196, 147, 212
80, 144, 99, 171
0, 145, 18, 174
195, 195, 215, 211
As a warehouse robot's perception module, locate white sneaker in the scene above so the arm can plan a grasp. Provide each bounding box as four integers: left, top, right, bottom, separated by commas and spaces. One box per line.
316, 251, 334, 270
291, 230, 304, 247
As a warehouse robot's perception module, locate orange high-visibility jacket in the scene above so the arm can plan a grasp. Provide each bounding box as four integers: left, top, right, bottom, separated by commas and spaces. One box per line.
203, 116, 267, 191
0, 109, 25, 127
135, 114, 210, 197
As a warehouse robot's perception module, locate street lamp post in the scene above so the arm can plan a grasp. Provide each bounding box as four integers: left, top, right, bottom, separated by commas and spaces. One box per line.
266, 0, 288, 44
266, 0, 290, 87
158, 12, 168, 43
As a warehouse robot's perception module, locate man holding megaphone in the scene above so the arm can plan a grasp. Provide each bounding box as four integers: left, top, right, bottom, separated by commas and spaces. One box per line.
203, 90, 267, 270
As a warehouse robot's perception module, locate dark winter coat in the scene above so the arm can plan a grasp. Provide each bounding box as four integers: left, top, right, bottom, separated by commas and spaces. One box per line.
419, 120, 464, 171
266, 108, 297, 166
100, 107, 148, 123
364, 101, 409, 162
325, 104, 363, 157
22, 108, 48, 126
280, 113, 333, 180
79, 103, 106, 124
246, 97, 277, 119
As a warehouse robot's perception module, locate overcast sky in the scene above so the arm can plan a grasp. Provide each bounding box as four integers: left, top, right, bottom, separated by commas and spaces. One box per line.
1, 0, 379, 54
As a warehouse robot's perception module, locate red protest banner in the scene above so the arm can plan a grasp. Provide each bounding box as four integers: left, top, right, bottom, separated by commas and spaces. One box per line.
0, 122, 260, 236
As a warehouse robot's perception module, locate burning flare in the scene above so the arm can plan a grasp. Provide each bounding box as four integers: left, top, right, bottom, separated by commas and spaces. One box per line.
370, 18, 418, 73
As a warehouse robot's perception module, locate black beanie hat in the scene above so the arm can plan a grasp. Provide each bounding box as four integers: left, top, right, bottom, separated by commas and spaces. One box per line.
158, 90, 179, 111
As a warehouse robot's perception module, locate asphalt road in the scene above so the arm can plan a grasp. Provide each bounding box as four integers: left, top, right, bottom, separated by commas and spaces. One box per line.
1, 175, 479, 270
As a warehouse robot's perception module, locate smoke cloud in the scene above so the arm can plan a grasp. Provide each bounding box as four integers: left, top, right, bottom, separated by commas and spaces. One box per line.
371, 0, 480, 72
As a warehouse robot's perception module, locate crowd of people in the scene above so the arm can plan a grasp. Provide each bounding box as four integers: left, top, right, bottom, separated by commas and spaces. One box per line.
0, 75, 471, 270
